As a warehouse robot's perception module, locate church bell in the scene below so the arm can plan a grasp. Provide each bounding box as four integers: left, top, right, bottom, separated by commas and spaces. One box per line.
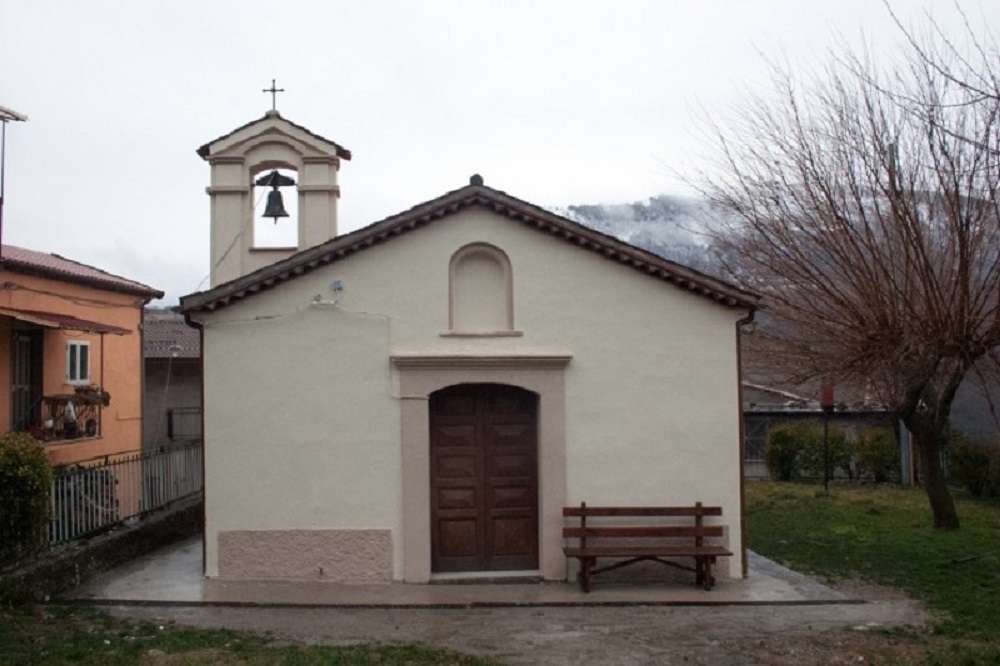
255, 170, 296, 222
263, 189, 289, 220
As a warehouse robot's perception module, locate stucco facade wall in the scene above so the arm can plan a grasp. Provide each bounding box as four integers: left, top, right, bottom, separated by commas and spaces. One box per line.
0, 270, 146, 465
196, 207, 746, 580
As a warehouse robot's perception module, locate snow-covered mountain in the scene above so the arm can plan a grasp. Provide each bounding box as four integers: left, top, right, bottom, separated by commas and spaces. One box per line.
553, 194, 722, 274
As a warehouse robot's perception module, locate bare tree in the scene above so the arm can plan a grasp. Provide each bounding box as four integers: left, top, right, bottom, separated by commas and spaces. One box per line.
880, 2, 999, 159
699, 13, 1000, 528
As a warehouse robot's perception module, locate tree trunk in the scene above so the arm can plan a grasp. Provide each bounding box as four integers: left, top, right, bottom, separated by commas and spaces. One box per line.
911, 419, 960, 529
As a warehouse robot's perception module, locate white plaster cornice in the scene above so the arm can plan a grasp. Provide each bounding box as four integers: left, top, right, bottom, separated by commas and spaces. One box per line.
302, 155, 340, 166
298, 184, 341, 194
390, 353, 572, 368
438, 330, 524, 338
208, 156, 246, 165
205, 185, 250, 195
248, 246, 297, 253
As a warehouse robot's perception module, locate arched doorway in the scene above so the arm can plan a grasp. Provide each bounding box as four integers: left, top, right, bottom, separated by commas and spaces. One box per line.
429, 383, 539, 573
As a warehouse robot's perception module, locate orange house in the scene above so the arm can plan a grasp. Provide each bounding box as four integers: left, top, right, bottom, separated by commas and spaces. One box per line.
0, 245, 162, 465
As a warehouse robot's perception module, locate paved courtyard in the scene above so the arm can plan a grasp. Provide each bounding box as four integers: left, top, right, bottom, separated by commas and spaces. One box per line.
65, 537, 927, 664
69, 536, 853, 607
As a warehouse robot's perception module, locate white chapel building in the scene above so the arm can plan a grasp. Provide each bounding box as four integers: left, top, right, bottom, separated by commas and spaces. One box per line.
180, 111, 758, 584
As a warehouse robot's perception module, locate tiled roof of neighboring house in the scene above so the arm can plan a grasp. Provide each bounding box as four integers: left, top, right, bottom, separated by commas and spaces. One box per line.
742, 354, 889, 413
143, 310, 200, 359
742, 381, 816, 408
181, 178, 760, 314
1, 245, 163, 298
197, 111, 352, 161
737, 324, 891, 412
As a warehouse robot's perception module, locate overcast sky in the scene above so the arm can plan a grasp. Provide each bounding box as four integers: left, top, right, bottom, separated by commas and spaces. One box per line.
1, 1, 995, 304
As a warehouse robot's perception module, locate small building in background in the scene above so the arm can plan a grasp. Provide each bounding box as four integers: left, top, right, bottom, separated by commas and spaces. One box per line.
142, 309, 201, 448
741, 380, 904, 481
0, 244, 162, 465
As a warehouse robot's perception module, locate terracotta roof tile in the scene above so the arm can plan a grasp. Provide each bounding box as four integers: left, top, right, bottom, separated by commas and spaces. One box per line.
143, 310, 201, 359
1, 244, 162, 298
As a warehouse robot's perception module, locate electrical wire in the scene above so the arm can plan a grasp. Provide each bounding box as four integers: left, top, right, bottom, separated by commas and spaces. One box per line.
0, 281, 144, 309
190, 181, 287, 293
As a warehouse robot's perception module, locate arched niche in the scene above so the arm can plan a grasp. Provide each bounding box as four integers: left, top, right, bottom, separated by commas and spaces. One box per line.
448, 243, 515, 334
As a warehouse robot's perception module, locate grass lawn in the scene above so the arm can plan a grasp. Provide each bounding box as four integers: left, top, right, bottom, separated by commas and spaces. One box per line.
747, 481, 1000, 663
0, 604, 498, 666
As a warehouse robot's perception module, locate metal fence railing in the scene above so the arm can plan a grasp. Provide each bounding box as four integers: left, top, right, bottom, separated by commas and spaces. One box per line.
48, 443, 203, 546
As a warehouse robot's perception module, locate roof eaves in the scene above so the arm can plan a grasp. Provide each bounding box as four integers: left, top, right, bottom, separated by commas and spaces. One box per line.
474, 186, 760, 307
197, 112, 352, 161
2, 257, 163, 299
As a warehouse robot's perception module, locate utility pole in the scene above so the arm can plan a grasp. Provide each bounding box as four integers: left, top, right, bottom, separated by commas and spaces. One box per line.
0, 105, 29, 262
821, 381, 835, 494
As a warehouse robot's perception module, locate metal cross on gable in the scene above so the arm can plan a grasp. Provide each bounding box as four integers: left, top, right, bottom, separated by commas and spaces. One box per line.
262, 78, 285, 111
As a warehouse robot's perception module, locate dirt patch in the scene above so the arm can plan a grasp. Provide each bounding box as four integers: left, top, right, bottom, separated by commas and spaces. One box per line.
831, 578, 943, 631
726, 630, 928, 665
110, 600, 931, 666
832, 578, 921, 603
141, 648, 232, 665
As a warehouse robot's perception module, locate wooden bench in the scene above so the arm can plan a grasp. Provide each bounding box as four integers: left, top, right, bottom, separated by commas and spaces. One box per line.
562, 502, 732, 592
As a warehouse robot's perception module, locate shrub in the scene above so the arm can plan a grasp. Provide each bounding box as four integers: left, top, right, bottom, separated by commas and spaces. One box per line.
766, 425, 802, 481
798, 423, 852, 479
950, 440, 1000, 498
766, 421, 859, 481
766, 422, 812, 481
0, 432, 52, 564
991, 456, 1000, 497
855, 428, 900, 483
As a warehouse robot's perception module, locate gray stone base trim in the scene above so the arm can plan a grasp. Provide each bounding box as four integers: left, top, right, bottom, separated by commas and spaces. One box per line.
217, 529, 392, 582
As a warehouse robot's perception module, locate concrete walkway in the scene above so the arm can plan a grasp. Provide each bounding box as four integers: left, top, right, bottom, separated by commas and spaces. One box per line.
68, 537, 929, 664
67, 536, 853, 607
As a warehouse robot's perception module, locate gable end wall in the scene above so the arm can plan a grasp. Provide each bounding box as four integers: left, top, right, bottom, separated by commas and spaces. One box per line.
197, 207, 746, 580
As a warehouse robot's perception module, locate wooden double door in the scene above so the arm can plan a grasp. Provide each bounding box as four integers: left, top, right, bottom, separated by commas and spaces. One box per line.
430, 383, 539, 573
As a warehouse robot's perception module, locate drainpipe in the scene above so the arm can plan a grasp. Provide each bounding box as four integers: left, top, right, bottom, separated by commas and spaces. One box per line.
183, 309, 206, 576
735, 308, 756, 579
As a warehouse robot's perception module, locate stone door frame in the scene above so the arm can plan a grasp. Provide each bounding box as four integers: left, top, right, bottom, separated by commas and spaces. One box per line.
392, 354, 570, 583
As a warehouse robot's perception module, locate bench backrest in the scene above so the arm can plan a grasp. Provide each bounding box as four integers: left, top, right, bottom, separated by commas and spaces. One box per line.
562, 502, 724, 547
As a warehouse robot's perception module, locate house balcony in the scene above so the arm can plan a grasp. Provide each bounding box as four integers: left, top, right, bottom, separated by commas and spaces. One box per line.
0, 305, 127, 445
36, 387, 110, 443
